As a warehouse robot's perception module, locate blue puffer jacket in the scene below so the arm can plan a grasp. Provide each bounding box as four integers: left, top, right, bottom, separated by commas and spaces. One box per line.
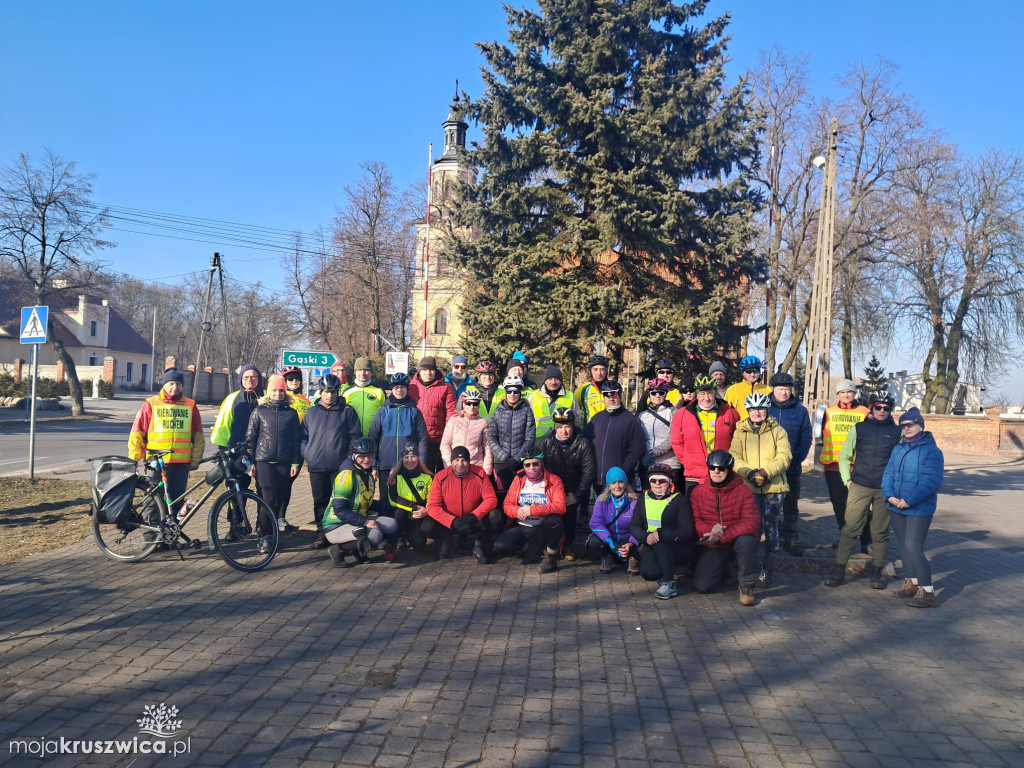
368, 395, 429, 474
882, 432, 944, 516
768, 396, 813, 476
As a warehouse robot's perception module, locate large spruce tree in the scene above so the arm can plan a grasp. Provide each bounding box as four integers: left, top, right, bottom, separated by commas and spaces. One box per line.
444, 0, 764, 371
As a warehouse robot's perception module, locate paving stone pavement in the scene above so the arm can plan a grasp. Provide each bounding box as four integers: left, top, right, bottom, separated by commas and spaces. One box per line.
2, 468, 1023, 767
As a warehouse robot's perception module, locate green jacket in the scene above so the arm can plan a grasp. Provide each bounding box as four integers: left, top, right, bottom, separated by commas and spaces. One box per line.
340, 382, 385, 436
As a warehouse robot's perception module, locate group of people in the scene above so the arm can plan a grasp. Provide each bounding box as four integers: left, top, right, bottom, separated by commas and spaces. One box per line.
127, 351, 944, 607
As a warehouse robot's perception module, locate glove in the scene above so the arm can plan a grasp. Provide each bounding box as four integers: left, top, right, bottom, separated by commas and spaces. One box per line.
453, 515, 479, 534
753, 469, 769, 487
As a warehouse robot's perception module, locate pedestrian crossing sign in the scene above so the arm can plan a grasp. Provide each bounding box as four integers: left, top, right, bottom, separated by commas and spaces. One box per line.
20, 306, 48, 344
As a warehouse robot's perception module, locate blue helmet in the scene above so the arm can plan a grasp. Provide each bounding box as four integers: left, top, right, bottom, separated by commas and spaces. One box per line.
389, 372, 410, 387
739, 355, 762, 371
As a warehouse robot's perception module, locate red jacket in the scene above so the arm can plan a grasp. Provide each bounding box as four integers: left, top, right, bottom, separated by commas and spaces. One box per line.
502, 469, 567, 520
427, 465, 497, 529
670, 399, 739, 482
689, 472, 761, 549
410, 376, 457, 444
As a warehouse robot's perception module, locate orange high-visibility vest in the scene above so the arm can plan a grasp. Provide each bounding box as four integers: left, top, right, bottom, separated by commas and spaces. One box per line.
820, 404, 868, 464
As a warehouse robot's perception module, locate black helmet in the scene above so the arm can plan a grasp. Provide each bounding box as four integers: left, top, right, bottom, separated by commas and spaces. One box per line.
587, 355, 609, 369
769, 371, 795, 387
869, 390, 895, 407
600, 379, 622, 394
706, 449, 735, 470
655, 358, 676, 372
389, 372, 411, 387
350, 437, 375, 457
319, 374, 342, 392
551, 406, 575, 426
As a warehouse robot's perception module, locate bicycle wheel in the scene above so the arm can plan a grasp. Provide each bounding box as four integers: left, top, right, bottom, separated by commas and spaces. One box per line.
208, 489, 279, 572
92, 493, 161, 562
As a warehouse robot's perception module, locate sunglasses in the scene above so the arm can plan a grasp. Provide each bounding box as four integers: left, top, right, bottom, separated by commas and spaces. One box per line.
657, 369, 673, 375
453, 364, 467, 370
682, 388, 696, 394
506, 388, 522, 395
900, 422, 918, 428
743, 368, 760, 375
873, 405, 891, 412
522, 461, 541, 468
603, 391, 621, 397
649, 391, 666, 396
464, 401, 480, 406
649, 477, 669, 484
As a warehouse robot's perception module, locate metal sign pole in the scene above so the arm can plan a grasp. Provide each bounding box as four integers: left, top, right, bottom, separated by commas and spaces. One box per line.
28, 342, 39, 481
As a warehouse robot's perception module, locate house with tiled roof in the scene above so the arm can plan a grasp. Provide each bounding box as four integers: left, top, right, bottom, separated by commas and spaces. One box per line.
0, 279, 154, 390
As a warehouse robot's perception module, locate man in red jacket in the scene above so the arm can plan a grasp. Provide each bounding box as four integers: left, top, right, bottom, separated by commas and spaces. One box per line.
670, 375, 740, 497
426, 446, 498, 562
689, 450, 761, 606
409, 356, 457, 473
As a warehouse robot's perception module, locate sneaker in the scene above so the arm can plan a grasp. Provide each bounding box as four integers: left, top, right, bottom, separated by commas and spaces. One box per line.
278, 518, 298, 533
893, 578, 919, 598
222, 529, 237, 543
257, 536, 271, 555
655, 581, 677, 600
472, 541, 489, 565
906, 588, 935, 608
599, 554, 615, 574
739, 585, 755, 606
328, 544, 347, 568
538, 552, 558, 574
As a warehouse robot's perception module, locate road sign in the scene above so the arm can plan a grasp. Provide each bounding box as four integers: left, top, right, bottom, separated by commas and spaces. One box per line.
282, 350, 338, 368
385, 351, 410, 375
20, 306, 48, 344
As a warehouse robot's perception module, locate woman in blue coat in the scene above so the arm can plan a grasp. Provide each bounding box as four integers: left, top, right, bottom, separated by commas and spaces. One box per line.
882, 408, 944, 608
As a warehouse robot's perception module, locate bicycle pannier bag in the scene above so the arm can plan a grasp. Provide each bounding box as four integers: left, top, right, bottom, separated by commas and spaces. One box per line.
89, 456, 139, 526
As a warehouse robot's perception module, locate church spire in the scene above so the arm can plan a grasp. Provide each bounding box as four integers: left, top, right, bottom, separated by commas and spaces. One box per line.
441, 81, 467, 160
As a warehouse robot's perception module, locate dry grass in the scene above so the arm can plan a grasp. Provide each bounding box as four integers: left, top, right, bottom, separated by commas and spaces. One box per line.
0, 477, 94, 566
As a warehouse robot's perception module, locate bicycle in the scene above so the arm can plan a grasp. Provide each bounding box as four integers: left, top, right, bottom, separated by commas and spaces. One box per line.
89, 445, 279, 572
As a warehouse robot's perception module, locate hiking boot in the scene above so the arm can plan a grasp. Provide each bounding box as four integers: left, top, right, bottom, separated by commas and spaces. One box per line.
756, 569, 772, 589
599, 554, 615, 574
655, 581, 677, 600
472, 541, 489, 565
538, 551, 558, 574
906, 588, 935, 608
311, 536, 329, 550
222, 528, 237, 543
739, 585, 755, 606
257, 536, 271, 555
893, 578, 919, 598
438, 537, 454, 560
864, 563, 887, 590
626, 555, 640, 576
328, 544, 348, 568
823, 562, 846, 588
784, 542, 805, 557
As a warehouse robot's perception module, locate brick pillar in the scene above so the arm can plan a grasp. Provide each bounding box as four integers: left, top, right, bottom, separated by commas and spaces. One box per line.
985, 406, 1003, 453
103, 356, 116, 384
13, 359, 25, 381
56, 359, 65, 382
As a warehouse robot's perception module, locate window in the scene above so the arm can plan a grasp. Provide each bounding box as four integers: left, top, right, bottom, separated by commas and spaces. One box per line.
125, 362, 134, 382
141, 364, 148, 386
433, 308, 448, 335
89, 356, 99, 366
90, 320, 98, 337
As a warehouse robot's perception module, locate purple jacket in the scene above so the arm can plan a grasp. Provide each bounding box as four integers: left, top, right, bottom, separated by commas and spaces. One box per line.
589, 487, 639, 546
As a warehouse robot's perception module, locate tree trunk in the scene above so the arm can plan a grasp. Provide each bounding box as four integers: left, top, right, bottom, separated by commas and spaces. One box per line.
840, 298, 853, 380
49, 333, 86, 416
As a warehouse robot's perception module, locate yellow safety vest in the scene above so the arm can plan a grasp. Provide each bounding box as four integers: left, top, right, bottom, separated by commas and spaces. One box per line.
644, 494, 675, 532
576, 382, 606, 426
820, 404, 868, 464
529, 390, 577, 437
146, 394, 196, 463
290, 394, 311, 422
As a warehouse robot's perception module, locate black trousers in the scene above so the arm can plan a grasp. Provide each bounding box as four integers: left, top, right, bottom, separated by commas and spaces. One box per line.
693, 535, 759, 592
824, 470, 871, 548
150, 463, 190, 516
637, 539, 675, 583
425, 443, 444, 474
257, 462, 293, 519
493, 515, 564, 558
413, 515, 495, 551
308, 470, 338, 532
780, 474, 801, 544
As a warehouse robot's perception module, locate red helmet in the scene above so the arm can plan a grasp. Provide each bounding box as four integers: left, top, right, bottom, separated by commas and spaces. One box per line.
476, 360, 498, 374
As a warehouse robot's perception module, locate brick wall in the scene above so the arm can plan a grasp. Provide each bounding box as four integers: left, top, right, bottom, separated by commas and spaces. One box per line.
897, 406, 1024, 456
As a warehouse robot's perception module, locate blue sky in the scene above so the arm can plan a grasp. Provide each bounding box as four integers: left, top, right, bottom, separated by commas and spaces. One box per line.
2, 1, 1022, 393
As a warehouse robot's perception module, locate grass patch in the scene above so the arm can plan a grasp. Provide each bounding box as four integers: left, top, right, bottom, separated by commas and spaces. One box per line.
0, 477, 94, 566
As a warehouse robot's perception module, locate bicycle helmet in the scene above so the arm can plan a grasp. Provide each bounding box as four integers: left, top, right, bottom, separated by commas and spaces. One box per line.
600, 379, 622, 394
739, 355, 762, 371
586, 355, 609, 369
476, 359, 498, 374
647, 377, 671, 393
502, 375, 525, 390
769, 371, 795, 387
694, 375, 717, 392
706, 449, 735, 470
655, 358, 676, 372
389, 372, 411, 387
282, 366, 302, 378
319, 374, 342, 392
744, 392, 772, 410
461, 386, 482, 403
551, 406, 575, 426
350, 437, 376, 457
868, 390, 895, 407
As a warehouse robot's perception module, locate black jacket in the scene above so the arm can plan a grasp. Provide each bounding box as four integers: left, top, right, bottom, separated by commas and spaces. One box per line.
629, 492, 695, 544
850, 417, 901, 489
301, 400, 363, 472
245, 399, 302, 465
539, 427, 597, 504
585, 407, 647, 483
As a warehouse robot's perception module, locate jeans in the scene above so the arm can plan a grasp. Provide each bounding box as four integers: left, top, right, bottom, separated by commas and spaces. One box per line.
780, 474, 801, 545
891, 512, 933, 587
754, 492, 785, 570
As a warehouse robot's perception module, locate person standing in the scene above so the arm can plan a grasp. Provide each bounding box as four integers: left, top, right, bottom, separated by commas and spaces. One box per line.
342, 357, 385, 437
729, 392, 792, 588
585, 380, 647, 491
528, 364, 581, 438
445, 355, 474, 401
369, 373, 429, 480
281, 367, 311, 422
470, 360, 501, 417
708, 361, 729, 400
725, 355, 772, 420
883, 408, 944, 608
637, 378, 680, 489
409, 356, 457, 472
637, 359, 682, 410
539, 407, 596, 558
440, 386, 493, 476
824, 391, 902, 589
128, 368, 204, 517
211, 365, 264, 490
245, 374, 303, 533
301, 374, 362, 547
487, 375, 536, 506
670, 375, 740, 496
767, 372, 813, 555
819, 379, 870, 551
629, 464, 695, 599
574, 355, 610, 428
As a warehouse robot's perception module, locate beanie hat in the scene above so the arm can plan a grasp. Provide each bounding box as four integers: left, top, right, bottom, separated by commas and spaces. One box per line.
453, 355, 468, 365
708, 361, 727, 376
899, 407, 925, 428
605, 466, 627, 485
512, 350, 528, 364
450, 446, 471, 462
836, 379, 857, 394
267, 374, 286, 391
161, 368, 184, 386
354, 357, 372, 370
543, 364, 563, 381
330, 361, 348, 384
507, 358, 524, 373
679, 374, 696, 391
419, 356, 437, 371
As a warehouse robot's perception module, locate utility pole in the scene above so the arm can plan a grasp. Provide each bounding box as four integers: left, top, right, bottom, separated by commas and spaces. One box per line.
215, 252, 233, 379
803, 118, 839, 410
191, 255, 217, 400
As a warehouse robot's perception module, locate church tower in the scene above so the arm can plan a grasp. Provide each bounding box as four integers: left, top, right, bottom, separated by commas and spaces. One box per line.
409, 91, 472, 358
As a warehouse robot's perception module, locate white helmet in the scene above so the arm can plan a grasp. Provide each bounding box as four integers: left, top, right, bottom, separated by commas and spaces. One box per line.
502, 375, 525, 390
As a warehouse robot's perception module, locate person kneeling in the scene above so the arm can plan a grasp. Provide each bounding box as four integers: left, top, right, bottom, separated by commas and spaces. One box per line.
323, 437, 399, 567
689, 450, 761, 606
586, 467, 640, 574
629, 464, 695, 600
425, 446, 497, 562
493, 452, 567, 574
